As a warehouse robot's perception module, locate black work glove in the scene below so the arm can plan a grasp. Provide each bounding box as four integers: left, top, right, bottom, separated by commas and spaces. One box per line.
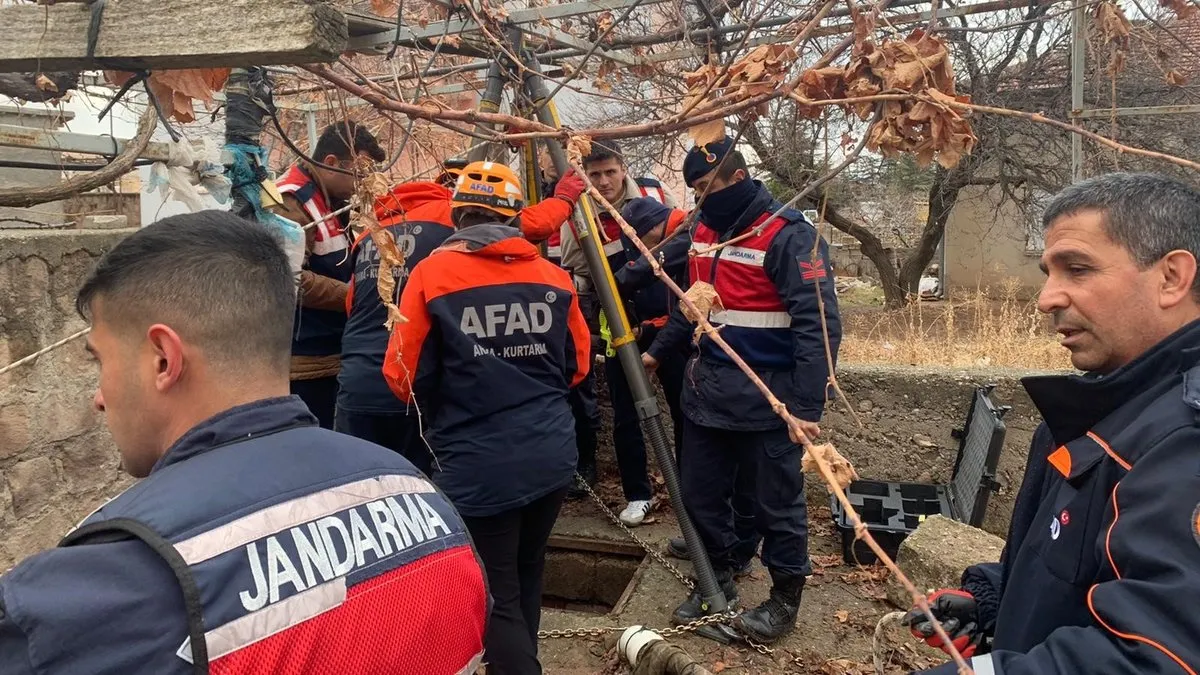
901, 589, 986, 658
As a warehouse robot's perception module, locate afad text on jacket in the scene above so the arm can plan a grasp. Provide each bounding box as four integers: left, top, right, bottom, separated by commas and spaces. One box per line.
342, 181, 575, 414
384, 224, 592, 517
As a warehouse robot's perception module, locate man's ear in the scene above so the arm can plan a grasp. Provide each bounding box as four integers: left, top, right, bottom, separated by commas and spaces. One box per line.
733, 168, 747, 183
322, 154, 341, 167
1158, 249, 1198, 309
145, 324, 186, 392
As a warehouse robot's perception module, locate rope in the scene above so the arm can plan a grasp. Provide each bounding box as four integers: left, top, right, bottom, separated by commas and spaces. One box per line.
0, 328, 91, 377
873, 611, 907, 675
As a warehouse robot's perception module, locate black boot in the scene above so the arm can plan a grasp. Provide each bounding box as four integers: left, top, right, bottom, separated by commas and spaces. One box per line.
672, 571, 738, 625
734, 571, 804, 643
667, 537, 754, 579
567, 464, 597, 500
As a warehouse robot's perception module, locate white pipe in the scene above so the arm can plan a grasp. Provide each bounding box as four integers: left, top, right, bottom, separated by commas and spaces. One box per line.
618, 625, 664, 667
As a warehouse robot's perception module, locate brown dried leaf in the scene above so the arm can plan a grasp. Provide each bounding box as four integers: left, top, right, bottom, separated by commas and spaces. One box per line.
370, 0, 398, 17
438, 34, 463, 48
688, 117, 727, 146
682, 281, 723, 323
1094, 2, 1131, 46
482, 0, 509, 19
812, 553, 842, 569
107, 68, 230, 122
802, 443, 858, 491
819, 658, 874, 675
595, 10, 615, 35
712, 662, 727, 673
566, 135, 592, 167
797, 67, 848, 101
1167, 69, 1189, 86
34, 74, 58, 93
1159, 0, 1197, 18
835, 609, 850, 623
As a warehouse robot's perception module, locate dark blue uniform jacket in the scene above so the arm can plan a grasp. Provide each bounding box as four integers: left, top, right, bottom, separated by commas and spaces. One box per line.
646, 183, 842, 430
923, 319, 1200, 675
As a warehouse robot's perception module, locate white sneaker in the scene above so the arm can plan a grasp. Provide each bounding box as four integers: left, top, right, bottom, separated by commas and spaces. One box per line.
619, 500, 652, 526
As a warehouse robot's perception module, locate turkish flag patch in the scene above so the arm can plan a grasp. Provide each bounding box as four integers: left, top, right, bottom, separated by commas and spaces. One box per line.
1193, 503, 1200, 550
799, 258, 828, 283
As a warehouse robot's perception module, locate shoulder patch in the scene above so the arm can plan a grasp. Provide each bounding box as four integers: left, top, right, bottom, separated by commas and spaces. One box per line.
1193, 502, 1200, 550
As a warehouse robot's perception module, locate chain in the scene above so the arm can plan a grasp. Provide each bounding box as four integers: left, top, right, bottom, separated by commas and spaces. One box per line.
537, 625, 625, 639
545, 476, 807, 669
576, 474, 695, 591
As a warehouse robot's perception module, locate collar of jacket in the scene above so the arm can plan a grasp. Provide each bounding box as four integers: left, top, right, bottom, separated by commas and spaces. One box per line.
703, 180, 778, 240
151, 396, 316, 472
441, 223, 538, 257
1022, 318, 1200, 445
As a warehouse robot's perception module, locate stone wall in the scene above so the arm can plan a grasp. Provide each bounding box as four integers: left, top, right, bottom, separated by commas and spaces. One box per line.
0, 228, 135, 570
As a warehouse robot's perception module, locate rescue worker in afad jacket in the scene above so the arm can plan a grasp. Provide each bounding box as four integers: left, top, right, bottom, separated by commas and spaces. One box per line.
0, 212, 489, 675
337, 156, 584, 474
383, 161, 592, 675
644, 136, 842, 644
905, 173, 1200, 675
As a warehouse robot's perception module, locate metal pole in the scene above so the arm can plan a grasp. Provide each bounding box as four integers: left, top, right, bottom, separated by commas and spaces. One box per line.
468, 60, 508, 161
519, 45, 731, 622
1070, 0, 1085, 181
305, 110, 318, 150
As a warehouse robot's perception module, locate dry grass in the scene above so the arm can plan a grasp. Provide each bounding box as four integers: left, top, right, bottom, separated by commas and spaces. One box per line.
840, 279, 1073, 370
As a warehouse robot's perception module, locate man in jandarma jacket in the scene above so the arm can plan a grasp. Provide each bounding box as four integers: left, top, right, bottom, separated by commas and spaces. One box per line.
645, 136, 842, 644
906, 172, 1200, 675
0, 212, 489, 675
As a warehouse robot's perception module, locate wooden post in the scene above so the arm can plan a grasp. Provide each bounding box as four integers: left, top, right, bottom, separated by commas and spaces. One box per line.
0, 0, 348, 73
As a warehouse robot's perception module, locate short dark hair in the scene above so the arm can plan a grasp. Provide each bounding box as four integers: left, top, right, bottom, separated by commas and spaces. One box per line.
451, 206, 520, 230
76, 211, 295, 373
313, 120, 386, 163
714, 151, 749, 180
583, 140, 624, 167
1042, 173, 1200, 292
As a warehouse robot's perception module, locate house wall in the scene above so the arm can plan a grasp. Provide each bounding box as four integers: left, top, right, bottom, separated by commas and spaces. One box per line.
944, 184, 1045, 297
0, 105, 75, 228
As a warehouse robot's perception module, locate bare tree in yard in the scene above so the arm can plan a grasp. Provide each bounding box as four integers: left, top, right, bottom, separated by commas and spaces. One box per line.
570, 2, 1199, 308
740, 2, 1075, 307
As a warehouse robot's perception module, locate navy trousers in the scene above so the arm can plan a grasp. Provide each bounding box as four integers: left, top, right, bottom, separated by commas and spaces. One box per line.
681, 419, 810, 577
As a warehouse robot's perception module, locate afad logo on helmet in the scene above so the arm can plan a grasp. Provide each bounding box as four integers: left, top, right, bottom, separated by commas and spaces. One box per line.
452, 161, 525, 217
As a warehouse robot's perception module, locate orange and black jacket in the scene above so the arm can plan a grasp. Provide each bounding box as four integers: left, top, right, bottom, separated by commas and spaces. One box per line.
341, 182, 574, 414
383, 223, 591, 517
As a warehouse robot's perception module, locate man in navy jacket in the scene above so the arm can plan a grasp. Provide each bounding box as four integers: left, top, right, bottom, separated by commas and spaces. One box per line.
646, 137, 841, 643
0, 212, 488, 675
907, 173, 1200, 675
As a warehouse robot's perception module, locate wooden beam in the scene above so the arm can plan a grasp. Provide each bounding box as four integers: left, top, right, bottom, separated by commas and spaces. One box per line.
0, 0, 348, 73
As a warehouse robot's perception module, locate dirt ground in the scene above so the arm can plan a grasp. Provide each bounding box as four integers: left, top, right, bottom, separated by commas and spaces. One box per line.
542, 471, 947, 675
534, 353, 1038, 674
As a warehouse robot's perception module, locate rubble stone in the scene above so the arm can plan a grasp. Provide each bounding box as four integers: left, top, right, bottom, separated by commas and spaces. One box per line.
6, 456, 58, 515
886, 515, 1005, 609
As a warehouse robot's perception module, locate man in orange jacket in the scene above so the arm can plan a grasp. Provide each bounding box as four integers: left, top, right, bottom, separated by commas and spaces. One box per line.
383, 161, 591, 674
335, 160, 585, 472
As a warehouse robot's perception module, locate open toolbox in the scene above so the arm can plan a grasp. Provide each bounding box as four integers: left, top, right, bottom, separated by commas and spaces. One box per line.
831, 385, 1011, 565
